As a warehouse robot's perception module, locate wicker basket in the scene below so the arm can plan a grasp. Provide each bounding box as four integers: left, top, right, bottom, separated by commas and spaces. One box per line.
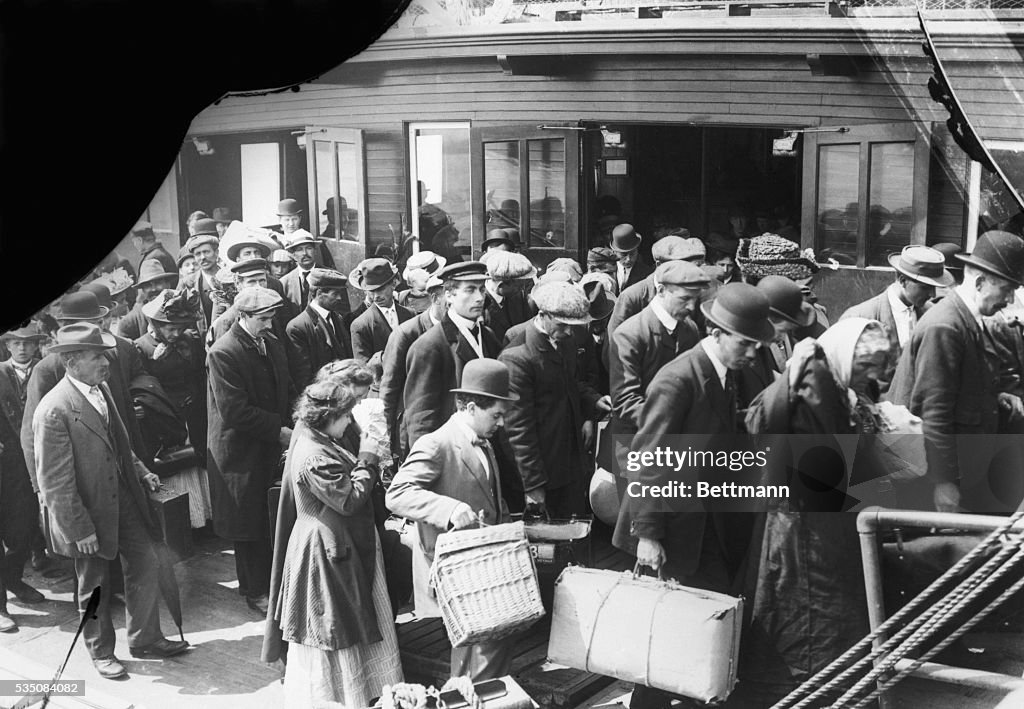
430, 521, 546, 647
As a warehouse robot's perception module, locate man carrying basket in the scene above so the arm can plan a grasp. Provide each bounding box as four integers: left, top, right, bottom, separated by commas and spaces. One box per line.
386, 359, 517, 681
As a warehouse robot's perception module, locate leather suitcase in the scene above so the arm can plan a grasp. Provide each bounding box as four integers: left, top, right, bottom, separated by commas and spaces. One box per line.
149, 488, 193, 561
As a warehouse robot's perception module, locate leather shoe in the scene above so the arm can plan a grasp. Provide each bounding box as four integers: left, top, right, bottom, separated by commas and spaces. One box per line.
246, 594, 269, 616
31, 549, 50, 571
8, 581, 45, 604
0, 610, 16, 632
92, 656, 128, 679
129, 637, 190, 659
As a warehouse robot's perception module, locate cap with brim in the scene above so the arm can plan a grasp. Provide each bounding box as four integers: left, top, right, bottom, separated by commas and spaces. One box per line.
532, 281, 592, 326
136, 259, 177, 287
955, 230, 1024, 287
307, 268, 348, 290
449, 359, 519, 401
656, 260, 711, 289
350, 258, 399, 291
57, 291, 109, 321
227, 239, 273, 262
587, 247, 618, 265
699, 283, 776, 342
887, 246, 954, 288
402, 251, 447, 282
756, 275, 816, 328
611, 224, 642, 253
483, 251, 537, 281
186, 234, 219, 253
1, 323, 47, 341
438, 261, 488, 282
270, 249, 293, 264
234, 286, 283, 314
176, 246, 195, 268
705, 233, 740, 259
230, 258, 269, 277
49, 323, 116, 353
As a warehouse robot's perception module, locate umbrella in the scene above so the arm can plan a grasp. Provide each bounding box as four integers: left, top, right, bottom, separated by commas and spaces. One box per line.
154, 541, 185, 642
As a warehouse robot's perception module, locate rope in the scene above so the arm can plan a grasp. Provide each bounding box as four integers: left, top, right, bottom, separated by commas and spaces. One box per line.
773, 510, 1024, 709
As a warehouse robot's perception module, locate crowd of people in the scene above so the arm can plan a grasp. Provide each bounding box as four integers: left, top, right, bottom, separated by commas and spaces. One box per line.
2, 193, 1024, 707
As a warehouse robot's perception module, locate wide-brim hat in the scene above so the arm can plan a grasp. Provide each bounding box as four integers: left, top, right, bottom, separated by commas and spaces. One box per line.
1, 322, 47, 341
56, 291, 110, 321
756, 275, 816, 328
956, 230, 1024, 287
285, 229, 318, 250
142, 289, 200, 324
277, 198, 303, 216
49, 323, 116, 353
886, 247, 954, 288
700, 283, 776, 342
350, 258, 399, 291
136, 259, 178, 286
582, 279, 616, 321
611, 224, 642, 253
402, 251, 447, 282
227, 238, 273, 262
736, 233, 819, 280
450, 359, 519, 401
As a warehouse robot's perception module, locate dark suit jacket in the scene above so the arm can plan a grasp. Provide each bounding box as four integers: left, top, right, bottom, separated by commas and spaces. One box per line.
608, 275, 658, 335
888, 290, 1001, 485
117, 302, 149, 341
350, 303, 414, 364
379, 310, 436, 456
620, 258, 654, 292
840, 288, 925, 385
22, 334, 151, 488
403, 315, 499, 448
280, 268, 311, 312
483, 289, 535, 342
499, 324, 599, 493
613, 345, 737, 580
0, 361, 32, 518
138, 242, 178, 278
286, 305, 352, 390
610, 306, 700, 435
181, 269, 218, 327
33, 378, 157, 560
206, 322, 293, 540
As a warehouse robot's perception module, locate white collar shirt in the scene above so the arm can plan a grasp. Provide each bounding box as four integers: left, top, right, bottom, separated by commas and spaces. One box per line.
67, 374, 109, 423
954, 282, 984, 328
700, 336, 730, 390
455, 412, 492, 480
648, 298, 677, 335
886, 282, 917, 347
447, 311, 484, 358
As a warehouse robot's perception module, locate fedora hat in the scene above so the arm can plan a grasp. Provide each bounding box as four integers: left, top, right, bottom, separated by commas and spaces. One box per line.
956, 230, 1024, 287
583, 279, 616, 321
136, 259, 178, 287
277, 198, 303, 216
611, 224, 642, 253
142, 289, 200, 324
756, 275, 816, 327
700, 282, 776, 342
58, 291, 109, 321
350, 258, 398, 291
285, 229, 318, 250
1, 321, 47, 341
402, 251, 447, 282
887, 246, 954, 288
450, 359, 518, 401
49, 323, 116, 353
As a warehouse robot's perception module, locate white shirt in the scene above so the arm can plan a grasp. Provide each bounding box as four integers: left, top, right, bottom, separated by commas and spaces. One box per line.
885, 282, 917, 347
485, 280, 504, 306
309, 300, 337, 343
455, 412, 492, 481
954, 281, 984, 328
67, 374, 109, 423
377, 303, 399, 331
617, 261, 632, 289
447, 311, 484, 358
699, 336, 730, 391
648, 298, 677, 334
11, 361, 31, 382
429, 310, 441, 326
238, 319, 267, 355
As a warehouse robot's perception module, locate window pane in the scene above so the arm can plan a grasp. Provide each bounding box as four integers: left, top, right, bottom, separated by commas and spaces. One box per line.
336, 141, 359, 239
313, 140, 333, 237
816, 144, 860, 266
868, 142, 915, 267
976, 144, 1024, 240
413, 126, 471, 255
240, 143, 280, 228
483, 141, 521, 241
528, 139, 566, 248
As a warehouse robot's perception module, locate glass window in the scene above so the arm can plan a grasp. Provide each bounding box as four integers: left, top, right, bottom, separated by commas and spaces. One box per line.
483, 141, 521, 237
868, 142, 914, 266
967, 142, 1024, 250
313, 140, 333, 237
240, 143, 281, 228
336, 141, 359, 239
816, 144, 860, 266
410, 123, 471, 255
528, 139, 566, 248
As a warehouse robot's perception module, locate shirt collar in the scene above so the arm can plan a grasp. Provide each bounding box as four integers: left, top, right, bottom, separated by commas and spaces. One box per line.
648, 298, 677, 334
454, 411, 483, 445
10, 360, 31, 372
238, 318, 262, 343
886, 282, 914, 313
954, 282, 984, 327
66, 373, 97, 398
700, 336, 729, 388
447, 310, 479, 331
429, 310, 441, 326
486, 280, 504, 305
309, 300, 331, 321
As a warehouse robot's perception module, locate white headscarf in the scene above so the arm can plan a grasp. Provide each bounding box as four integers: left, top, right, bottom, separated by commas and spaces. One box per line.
816, 317, 887, 418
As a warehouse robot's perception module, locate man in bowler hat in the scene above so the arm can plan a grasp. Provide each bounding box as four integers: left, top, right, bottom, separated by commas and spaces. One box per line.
610, 224, 653, 292
386, 359, 517, 681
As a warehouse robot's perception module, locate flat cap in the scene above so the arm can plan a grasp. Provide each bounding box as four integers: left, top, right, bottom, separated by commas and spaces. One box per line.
656, 260, 711, 289
234, 286, 282, 314
482, 251, 537, 281
531, 281, 592, 325
587, 247, 618, 265
537, 270, 573, 285
547, 258, 583, 282
438, 261, 488, 282
176, 246, 194, 267
185, 234, 219, 253
270, 248, 293, 264
230, 258, 269, 276
652, 236, 706, 263
308, 267, 348, 289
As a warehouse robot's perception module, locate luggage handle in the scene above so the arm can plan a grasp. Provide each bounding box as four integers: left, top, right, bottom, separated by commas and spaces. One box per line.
632, 561, 667, 582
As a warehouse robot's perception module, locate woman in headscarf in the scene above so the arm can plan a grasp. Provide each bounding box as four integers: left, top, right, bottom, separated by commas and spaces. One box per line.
262, 372, 402, 708
737, 318, 894, 706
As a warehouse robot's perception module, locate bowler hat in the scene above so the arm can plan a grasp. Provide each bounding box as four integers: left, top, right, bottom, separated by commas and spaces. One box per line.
438, 261, 488, 282
611, 224, 642, 253
1, 322, 47, 341
230, 258, 269, 276
212, 207, 233, 224
192, 218, 220, 238
322, 196, 347, 215
285, 229, 318, 249
234, 286, 283, 314
482, 229, 517, 252
402, 251, 447, 282
60, 291, 109, 321
142, 289, 200, 324
931, 242, 963, 271
756, 275, 816, 327
887, 246, 954, 288
277, 199, 303, 216
350, 258, 398, 291
49, 323, 116, 353
79, 283, 113, 309
136, 259, 178, 287
656, 261, 711, 289
227, 238, 272, 262
450, 359, 518, 401
700, 282, 776, 342
307, 268, 348, 290
583, 279, 616, 321
956, 230, 1024, 287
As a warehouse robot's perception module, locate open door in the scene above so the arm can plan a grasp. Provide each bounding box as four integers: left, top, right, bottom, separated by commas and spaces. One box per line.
471, 125, 580, 266
305, 126, 367, 301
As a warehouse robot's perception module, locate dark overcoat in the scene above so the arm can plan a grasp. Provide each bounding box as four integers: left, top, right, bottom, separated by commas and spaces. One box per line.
0, 361, 37, 551
482, 289, 535, 342
379, 310, 435, 456
206, 322, 293, 541
286, 305, 352, 390
116, 302, 148, 341
350, 302, 413, 364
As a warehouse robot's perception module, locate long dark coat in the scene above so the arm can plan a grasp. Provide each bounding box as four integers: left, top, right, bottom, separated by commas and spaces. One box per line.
0, 361, 38, 557
482, 289, 535, 342
403, 315, 499, 448
379, 310, 435, 456
286, 305, 352, 390
206, 322, 293, 541
117, 302, 149, 341
350, 302, 414, 364
135, 331, 207, 454
21, 334, 151, 487
262, 423, 380, 661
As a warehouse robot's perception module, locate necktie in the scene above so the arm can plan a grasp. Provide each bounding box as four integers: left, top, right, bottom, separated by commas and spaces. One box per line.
468, 323, 481, 353
472, 436, 502, 511
90, 386, 109, 426
255, 337, 267, 357
723, 370, 738, 431
383, 307, 397, 331
301, 271, 310, 303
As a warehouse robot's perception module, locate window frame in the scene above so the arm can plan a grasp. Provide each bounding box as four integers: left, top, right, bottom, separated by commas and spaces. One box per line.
965, 139, 1024, 252
407, 121, 473, 256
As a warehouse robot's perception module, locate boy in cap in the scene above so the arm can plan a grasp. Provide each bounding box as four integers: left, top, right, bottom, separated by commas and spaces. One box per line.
207, 259, 293, 348
481, 251, 537, 342
397, 250, 447, 315
349, 258, 414, 364
207, 287, 294, 615
386, 359, 517, 681
269, 249, 296, 280
285, 267, 353, 389
500, 281, 606, 518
